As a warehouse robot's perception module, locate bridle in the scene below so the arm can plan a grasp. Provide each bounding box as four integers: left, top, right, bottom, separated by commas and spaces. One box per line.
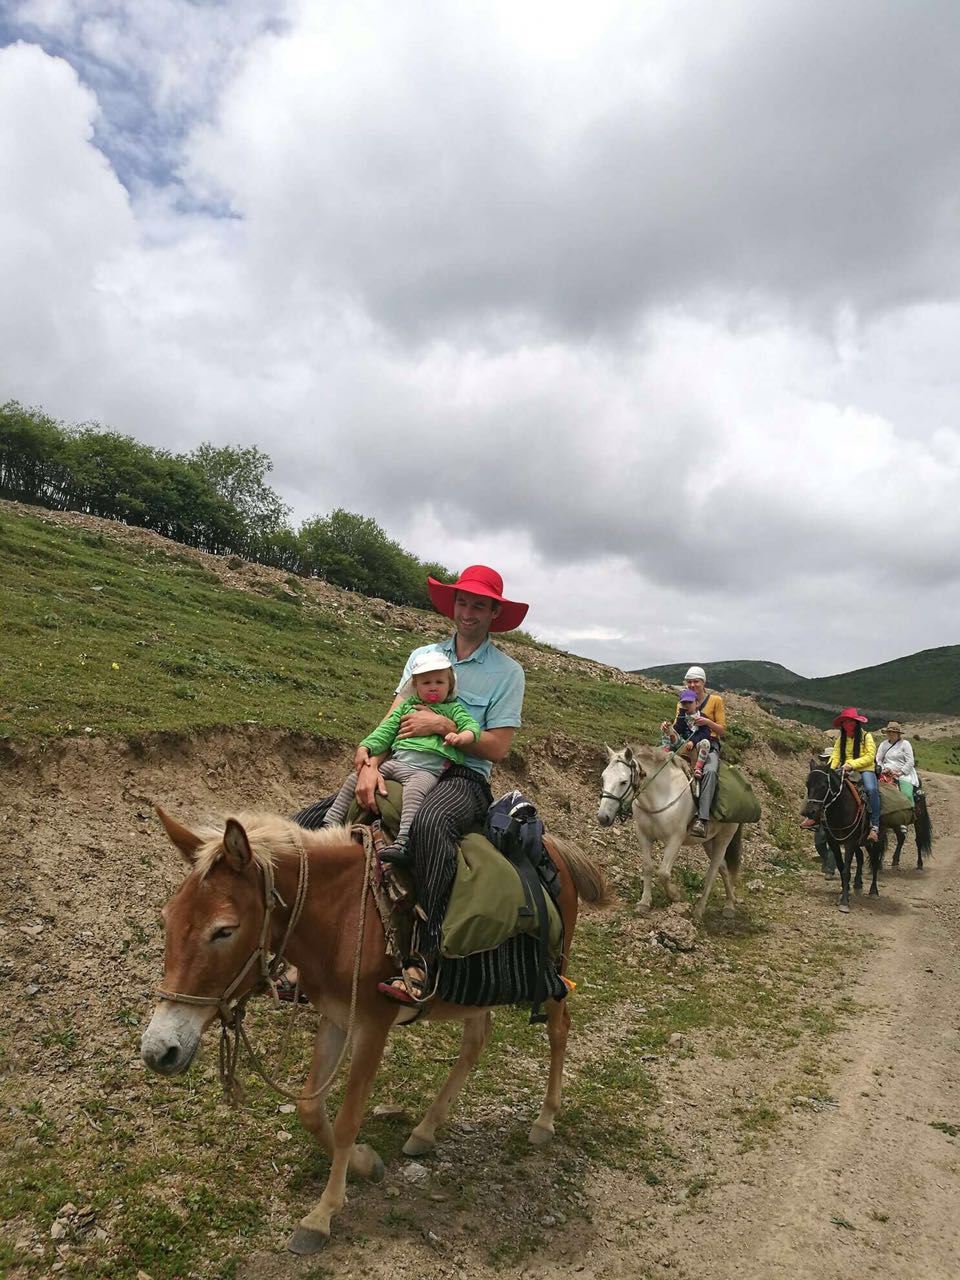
601, 754, 640, 822
155, 826, 374, 1104
805, 767, 863, 841
601, 745, 692, 822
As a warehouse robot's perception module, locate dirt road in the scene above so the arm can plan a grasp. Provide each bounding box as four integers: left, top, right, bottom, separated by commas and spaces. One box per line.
576, 772, 960, 1280
727, 772, 960, 1278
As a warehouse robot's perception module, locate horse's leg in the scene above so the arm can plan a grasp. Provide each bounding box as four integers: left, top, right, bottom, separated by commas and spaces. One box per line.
635, 824, 656, 914
295, 1017, 383, 1179
892, 828, 906, 867
403, 1011, 492, 1157
716, 842, 739, 919
693, 834, 731, 923
838, 840, 854, 913
657, 833, 685, 903
529, 996, 571, 1146
853, 845, 864, 894
288, 1017, 391, 1254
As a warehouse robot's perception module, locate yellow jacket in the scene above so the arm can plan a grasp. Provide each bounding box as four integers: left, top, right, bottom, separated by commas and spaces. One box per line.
829, 731, 876, 773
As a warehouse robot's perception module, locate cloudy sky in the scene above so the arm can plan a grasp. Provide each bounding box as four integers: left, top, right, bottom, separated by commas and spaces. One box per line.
3, 0, 960, 677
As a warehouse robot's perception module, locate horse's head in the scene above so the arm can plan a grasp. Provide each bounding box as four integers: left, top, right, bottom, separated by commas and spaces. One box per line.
598, 745, 641, 827
802, 759, 840, 820
141, 810, 269, 1077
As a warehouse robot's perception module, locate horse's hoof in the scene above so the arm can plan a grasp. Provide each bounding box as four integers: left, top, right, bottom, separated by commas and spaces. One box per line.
636, 901, 651, 916
722, 905, 736, 921
402, 1133, 435, 1157
287, 1228, 329, 1256
368, 1151, 385, 1182
528, 1122, 554, 1147
838, 903, 850, 914
869, 887, 879, 897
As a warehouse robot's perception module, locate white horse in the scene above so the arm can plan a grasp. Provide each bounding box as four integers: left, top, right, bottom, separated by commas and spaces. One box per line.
597, 744, 742, 921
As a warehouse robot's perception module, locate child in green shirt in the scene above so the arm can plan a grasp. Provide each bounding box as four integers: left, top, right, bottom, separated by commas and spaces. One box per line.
321, 651, 480, 864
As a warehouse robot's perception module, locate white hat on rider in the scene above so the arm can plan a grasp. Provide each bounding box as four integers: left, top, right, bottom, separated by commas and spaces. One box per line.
684, 665, 706, 682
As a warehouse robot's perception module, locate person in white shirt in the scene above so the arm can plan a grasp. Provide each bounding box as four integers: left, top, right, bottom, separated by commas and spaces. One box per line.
875, 721, 919, 802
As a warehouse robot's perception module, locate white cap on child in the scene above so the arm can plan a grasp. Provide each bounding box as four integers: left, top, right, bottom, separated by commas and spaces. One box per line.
399, 650, 457, 700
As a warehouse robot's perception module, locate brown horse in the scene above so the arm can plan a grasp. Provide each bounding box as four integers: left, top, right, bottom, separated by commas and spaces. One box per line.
141, 809, 606, 1253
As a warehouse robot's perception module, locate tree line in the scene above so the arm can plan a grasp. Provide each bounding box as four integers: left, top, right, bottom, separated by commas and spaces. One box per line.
0, 402, 454, 608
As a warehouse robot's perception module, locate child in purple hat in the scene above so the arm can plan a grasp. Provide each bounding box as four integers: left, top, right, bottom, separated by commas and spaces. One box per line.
661, 689, 714, 779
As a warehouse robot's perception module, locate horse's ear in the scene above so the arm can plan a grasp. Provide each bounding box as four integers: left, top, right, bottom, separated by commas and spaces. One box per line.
623, 746, 634, 763
156, 806, 203, 865
223, 819, 253, 871
604, 742, 613, 759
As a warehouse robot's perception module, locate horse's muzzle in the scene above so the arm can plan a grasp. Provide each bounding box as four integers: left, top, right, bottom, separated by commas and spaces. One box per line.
141, 1004, 204, 1076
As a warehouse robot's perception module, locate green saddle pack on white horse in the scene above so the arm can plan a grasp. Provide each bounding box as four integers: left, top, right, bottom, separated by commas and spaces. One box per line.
348, 782, 563, 960
710, 762, 762, 824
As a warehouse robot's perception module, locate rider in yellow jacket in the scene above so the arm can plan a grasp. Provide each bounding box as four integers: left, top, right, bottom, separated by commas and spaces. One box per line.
827, 707, 880, 840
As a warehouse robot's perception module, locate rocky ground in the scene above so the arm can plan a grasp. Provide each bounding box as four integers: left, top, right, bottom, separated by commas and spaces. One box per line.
2, 724, 958, 1279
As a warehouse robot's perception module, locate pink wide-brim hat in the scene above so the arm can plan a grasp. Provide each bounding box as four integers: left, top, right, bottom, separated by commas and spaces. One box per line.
832, 706, 869, 728
427, 565, 529, 633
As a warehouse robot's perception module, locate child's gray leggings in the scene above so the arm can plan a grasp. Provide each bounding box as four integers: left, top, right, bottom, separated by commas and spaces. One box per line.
322, 757, 441, 840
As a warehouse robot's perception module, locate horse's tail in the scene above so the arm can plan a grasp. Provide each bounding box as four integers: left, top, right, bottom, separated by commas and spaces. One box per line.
915, 792, 933, 858
548, 834, 610, 905
724, 825, 743, 878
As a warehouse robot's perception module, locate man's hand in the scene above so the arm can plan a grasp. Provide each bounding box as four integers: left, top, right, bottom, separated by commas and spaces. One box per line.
355, 761, 387, 811
397, 707, 455, 739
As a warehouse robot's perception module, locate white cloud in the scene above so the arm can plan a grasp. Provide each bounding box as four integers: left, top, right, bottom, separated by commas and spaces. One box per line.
2, 3, 960, 678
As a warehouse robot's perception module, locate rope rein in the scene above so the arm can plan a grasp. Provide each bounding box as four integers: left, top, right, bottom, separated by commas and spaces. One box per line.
156, 825, 375, 1105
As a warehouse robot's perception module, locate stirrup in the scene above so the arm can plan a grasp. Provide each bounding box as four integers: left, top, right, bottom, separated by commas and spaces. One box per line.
377, 954, 437, 1006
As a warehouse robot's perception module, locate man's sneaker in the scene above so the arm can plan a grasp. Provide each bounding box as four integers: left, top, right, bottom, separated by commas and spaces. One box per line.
689, 818, 707, 838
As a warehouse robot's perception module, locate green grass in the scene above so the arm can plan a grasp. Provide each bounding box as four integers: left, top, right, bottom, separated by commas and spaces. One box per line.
913, 735, 960, 778
0, 509, 671, 749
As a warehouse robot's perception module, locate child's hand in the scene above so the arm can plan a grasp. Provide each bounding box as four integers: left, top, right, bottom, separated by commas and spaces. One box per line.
660, 720, 671, 733
444, 730, 472, 748
354, 745, 371, 772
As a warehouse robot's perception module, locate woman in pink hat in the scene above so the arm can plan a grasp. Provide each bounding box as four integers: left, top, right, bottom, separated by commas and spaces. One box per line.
827, 708, 880, 840
355, 565, 529, 1005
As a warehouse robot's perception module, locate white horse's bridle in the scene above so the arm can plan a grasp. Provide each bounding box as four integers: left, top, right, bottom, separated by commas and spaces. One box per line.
600, 755, 640, 823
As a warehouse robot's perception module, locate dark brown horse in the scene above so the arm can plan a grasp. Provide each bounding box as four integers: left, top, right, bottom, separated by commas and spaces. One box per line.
141, 810, 606, 1253
802, 763, 882, 912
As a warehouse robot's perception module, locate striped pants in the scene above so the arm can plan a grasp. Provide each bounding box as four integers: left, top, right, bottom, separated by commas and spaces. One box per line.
410, 765, 492, 959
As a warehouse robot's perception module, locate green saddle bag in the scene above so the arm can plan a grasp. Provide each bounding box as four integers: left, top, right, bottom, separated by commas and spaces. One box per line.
878, 781, 914, 826
348, 782, 563, 960
710, 762, 761, 824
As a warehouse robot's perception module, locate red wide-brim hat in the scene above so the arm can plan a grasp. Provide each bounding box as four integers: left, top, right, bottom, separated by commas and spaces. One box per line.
427, 564, 529, 633
832, 706, 869, 728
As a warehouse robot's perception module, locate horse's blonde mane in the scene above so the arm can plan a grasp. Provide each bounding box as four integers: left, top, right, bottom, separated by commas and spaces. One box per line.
194, 812, 355, 878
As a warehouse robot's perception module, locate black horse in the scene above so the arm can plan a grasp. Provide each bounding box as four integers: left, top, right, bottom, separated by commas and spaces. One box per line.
802, 762, 882, 913
887, 783, 933, 871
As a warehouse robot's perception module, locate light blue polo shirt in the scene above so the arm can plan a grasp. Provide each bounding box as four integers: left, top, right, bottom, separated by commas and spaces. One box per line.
395, 635, 524, 780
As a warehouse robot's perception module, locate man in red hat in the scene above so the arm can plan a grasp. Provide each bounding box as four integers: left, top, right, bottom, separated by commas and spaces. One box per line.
356, 565, 528, 1004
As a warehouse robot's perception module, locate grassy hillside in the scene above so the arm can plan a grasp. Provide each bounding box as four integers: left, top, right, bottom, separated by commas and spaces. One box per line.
0, 504, 672, 750
801, 646, 960, 716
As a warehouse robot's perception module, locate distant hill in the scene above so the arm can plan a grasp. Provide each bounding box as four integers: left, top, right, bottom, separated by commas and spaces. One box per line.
634, 646, 960, 727
636, 660, 806, 694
